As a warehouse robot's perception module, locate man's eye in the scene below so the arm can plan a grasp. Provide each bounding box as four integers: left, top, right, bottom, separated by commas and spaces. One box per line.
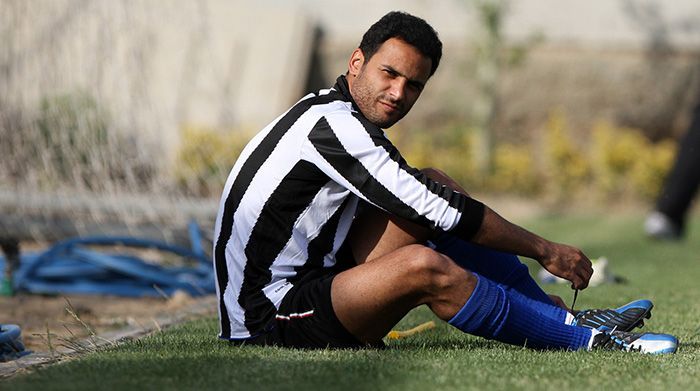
409, 83, 423, 92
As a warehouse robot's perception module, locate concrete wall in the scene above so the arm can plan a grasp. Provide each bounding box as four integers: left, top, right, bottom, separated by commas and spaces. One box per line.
2, 0, 700, 167
1, 1, 317, 162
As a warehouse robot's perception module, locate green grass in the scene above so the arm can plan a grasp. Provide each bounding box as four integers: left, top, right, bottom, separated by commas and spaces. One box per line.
4, 213, 700, 390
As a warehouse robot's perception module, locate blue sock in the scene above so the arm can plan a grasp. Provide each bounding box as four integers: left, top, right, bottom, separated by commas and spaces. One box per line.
499, 263, 569, 324
432, 234, 568, 323
448, 273, 591, 350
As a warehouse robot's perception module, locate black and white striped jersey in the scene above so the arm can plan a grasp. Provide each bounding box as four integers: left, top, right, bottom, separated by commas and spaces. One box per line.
213, 75, 485, 339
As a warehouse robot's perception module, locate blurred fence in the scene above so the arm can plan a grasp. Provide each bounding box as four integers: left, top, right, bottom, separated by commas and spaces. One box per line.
0, 1, 223, 242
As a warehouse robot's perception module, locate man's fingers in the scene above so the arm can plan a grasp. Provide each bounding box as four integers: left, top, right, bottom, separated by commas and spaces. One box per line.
567, 268, 590, 290
576, 257, 593, 288
573, 274, 589, 290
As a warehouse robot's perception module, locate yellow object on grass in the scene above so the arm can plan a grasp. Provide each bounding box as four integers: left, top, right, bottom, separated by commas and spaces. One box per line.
386, 321, 436, 340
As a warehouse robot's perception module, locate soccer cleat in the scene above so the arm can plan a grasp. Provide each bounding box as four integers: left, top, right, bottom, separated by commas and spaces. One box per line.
572, 299, 653, 332
590, 329, 678, 354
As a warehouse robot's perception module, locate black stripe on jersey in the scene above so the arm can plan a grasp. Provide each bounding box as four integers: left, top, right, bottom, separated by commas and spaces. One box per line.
350, 112, 467, 211
214, 92, 346, 338
308, 117, 434, 229
239, 160, 330, 334
452, 198, 485, 239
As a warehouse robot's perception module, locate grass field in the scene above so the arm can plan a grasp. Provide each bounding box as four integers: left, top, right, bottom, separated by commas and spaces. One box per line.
4, 213, 700, 390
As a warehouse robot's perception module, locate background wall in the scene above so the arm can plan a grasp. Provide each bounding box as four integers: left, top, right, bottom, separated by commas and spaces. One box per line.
2, 0, 700, 238
3, 1, 700, 149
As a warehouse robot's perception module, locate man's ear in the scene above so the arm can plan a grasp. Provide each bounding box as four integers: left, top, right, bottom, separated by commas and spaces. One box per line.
348, 48, 365, 77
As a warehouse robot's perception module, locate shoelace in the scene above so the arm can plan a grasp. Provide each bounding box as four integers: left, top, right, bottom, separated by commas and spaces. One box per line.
571, 289, 579, 312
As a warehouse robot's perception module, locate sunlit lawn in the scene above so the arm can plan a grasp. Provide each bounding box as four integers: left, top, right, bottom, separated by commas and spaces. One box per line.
4, 213, 700, 390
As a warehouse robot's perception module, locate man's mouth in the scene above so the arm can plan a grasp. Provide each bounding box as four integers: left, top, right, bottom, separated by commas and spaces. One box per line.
379, 101, 399, 112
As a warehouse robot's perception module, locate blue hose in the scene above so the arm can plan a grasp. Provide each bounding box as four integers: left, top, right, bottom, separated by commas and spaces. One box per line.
0, 324, 31, 362
0, 221, 214, 297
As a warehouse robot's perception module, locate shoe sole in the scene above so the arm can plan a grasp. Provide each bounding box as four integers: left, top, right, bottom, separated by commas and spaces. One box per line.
652, 347, 678, 354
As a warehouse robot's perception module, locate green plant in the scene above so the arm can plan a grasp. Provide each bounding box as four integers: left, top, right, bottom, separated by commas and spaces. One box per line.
174, 125, 250, 196
490, 143, 541, 195
592, 121, 676, 200
543, 110, 591, 200
36, 91, 110, 186
28, 91, 154, 191
630, 139, 676, 199
467, 0, 543, 175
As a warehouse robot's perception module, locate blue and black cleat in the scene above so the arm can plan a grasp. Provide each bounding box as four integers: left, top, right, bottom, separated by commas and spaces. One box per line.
572, 299, 653, 332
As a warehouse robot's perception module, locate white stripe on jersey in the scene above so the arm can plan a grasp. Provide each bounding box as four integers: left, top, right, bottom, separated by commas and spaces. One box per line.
323, 111, 463, 232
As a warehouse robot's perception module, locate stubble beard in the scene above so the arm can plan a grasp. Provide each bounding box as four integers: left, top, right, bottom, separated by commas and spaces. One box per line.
352, 73, 403, 129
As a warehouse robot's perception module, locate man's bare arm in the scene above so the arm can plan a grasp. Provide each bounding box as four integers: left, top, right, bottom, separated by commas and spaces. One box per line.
422, 167, 593, 290
471, 207, 593, 290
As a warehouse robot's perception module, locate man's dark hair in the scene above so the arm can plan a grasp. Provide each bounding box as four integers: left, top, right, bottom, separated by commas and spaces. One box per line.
359, 11, 442, 77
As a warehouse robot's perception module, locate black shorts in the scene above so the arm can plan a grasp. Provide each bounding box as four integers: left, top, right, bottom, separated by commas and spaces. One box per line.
231, 267, 382, 349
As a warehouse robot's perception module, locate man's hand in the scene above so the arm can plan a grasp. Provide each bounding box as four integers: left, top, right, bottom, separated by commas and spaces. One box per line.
538, 242, 593, 290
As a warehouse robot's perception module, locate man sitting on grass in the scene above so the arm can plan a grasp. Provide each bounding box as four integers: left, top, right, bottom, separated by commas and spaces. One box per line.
213, 11, 678, 354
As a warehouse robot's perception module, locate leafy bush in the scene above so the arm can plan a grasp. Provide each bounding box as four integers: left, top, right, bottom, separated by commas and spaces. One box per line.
174, 125, 250, 196
490, 143, 540, 195
35, 92, 111, 186
591, 120, 676, 199
174, 113, 676, 202
543, 111, 591, 200
392, 112, 675, 201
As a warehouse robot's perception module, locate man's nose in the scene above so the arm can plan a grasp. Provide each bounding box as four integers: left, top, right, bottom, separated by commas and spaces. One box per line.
388, 78, 406, 101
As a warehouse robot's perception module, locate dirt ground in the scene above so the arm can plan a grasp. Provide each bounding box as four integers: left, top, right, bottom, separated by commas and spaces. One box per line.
0, 292, 215, 352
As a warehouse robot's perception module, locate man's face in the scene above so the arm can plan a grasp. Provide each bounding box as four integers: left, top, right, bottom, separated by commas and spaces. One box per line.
347, 38, 432, 128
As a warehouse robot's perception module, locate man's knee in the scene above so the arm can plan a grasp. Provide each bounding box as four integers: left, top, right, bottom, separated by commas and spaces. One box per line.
402, 244, 473, 292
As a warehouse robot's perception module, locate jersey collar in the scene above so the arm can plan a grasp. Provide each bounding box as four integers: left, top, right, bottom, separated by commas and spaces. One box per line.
334, 75, 361, 112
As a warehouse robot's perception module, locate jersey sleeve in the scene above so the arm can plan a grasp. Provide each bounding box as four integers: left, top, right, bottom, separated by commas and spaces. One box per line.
301, 110, 485, 240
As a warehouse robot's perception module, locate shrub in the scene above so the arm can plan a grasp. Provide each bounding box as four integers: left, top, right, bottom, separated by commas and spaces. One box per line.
9, 91, 156, 191
36, 92, 110, 187
490, 143, 541, 195
591, 121, 676, 200
630, 138, 676, 199
543, 110, 591, 200
174, 125, 250, 196
173, 114, 676, 202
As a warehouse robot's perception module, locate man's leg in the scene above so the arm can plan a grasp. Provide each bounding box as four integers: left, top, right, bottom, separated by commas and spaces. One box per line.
431, 233, 571, 324
333, 169, 667, 351
332, 243, 474, 342
347, 181, 571, 326
335, 207, 592, 349
652, 98, 700, 236
331, 242, 592, 349
421, 167, 571, 320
